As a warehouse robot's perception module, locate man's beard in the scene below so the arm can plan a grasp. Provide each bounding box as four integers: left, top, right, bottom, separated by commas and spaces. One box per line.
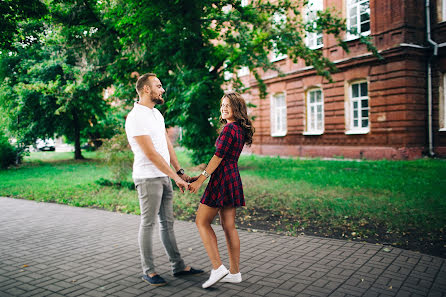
151, 97, 164, 105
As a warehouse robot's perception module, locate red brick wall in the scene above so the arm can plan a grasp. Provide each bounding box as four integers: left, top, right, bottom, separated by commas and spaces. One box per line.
239, 0, 441, 160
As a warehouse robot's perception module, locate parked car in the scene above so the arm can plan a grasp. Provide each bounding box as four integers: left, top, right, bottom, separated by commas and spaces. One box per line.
36, 139, 56, 151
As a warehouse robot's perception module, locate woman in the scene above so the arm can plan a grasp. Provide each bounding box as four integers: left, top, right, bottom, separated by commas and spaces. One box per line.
189, 92, 254, 289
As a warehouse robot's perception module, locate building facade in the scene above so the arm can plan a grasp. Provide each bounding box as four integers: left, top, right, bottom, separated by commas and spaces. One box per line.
239, 0, 446, 160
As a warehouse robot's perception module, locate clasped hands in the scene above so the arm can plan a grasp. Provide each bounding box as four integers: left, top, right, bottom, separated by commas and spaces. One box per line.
175, 174, 202, 194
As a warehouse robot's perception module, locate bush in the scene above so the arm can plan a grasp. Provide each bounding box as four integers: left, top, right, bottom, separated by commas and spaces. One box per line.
98, 130, 133, 183
0, 132, 17, 169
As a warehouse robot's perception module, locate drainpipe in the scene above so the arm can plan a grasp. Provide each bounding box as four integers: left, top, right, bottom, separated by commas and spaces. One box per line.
426, 0, 438, 157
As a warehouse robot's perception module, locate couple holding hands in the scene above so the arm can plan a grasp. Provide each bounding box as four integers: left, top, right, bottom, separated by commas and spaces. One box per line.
125, 73, 254, 289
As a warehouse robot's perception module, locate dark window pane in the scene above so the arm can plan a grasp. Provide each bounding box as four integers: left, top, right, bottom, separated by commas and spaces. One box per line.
352, 84, 359, 97
361, 21, 370, 32
362, 119, 368, 128
362, 109, 368, 117
360, 82, 368, 96
360, 12, 369, 22
353, 101, 358, 109
361, 99, 368, 108
354, 119, 358, 127
354, 110, 358, 118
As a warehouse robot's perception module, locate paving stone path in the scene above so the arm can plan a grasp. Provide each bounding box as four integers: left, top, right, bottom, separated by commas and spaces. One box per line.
0, 197, 445, 297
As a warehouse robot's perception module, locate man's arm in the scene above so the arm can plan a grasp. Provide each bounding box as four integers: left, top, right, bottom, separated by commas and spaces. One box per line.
134, 135, 188, 192
165, 131, 180, 172
165, 131, 191, 182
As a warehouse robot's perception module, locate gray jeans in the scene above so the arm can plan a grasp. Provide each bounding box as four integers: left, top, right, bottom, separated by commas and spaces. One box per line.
134, 176, 185, 275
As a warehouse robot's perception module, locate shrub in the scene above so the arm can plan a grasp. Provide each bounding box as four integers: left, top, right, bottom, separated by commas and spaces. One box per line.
98, 130, 133, 183
0, 132, 17, 169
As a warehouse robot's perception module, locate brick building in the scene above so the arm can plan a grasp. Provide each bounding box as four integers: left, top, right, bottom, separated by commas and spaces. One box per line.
238, 0, 446, 160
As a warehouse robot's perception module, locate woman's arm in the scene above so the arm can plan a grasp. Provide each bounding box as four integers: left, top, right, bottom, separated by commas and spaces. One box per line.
188, 154, 223, 193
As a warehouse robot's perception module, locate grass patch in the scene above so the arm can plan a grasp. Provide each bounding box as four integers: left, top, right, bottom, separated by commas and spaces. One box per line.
0, 151, 139, 213
1, 150, 445, 257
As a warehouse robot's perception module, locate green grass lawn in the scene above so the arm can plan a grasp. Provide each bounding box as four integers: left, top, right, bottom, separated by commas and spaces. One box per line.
1, 150, 445, 257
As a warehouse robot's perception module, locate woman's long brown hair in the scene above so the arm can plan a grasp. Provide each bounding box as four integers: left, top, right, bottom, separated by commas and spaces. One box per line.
219, 92, 255, 145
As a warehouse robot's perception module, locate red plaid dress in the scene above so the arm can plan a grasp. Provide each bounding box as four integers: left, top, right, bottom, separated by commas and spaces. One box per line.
201, 122, 245, 208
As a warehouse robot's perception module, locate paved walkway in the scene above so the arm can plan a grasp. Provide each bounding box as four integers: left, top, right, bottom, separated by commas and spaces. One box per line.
0, 197, 445, 297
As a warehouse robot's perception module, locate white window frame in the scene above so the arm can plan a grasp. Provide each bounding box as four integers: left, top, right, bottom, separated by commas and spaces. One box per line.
223, 61, 233, 81
237, 66, 249, 77
346, 0, 370, 40
345, 80, 370, 134
271, 12, 288, 62
270, 92, 287, 137
224, 70, 233, 81
104, 89, 110, 99
440, 73, 446, 131
304, 88, 324, 135
443, 0, 446, 22
305, 0, 324, 50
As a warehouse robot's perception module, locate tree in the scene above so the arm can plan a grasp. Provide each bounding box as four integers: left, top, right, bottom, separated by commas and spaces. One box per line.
0, 0, 47, 51
0, 0, 120, 159
1, 0, 377, 164
103, 0, 376, 164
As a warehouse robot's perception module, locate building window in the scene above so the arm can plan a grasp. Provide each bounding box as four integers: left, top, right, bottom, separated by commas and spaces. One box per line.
346, 81, 369, 134
443, 0, 446, 22
271, 92, 287, 136
305, 0, 324, 49
271, 12, 288, 61
305, 88, 324, 134
440, 73, 446, 130
237, 66, 249, 77
346, 0, 370, 39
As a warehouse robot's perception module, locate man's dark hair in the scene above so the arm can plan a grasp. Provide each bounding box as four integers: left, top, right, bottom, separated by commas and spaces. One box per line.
136, 73, 157, 95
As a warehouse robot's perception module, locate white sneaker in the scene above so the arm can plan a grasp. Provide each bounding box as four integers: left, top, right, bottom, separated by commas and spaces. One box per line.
220, 272, 242, 283
202, 265, 229, 288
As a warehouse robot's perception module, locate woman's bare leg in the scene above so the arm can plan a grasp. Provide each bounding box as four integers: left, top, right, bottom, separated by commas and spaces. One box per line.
195, 203, 221, 269
219, 207, 240, 274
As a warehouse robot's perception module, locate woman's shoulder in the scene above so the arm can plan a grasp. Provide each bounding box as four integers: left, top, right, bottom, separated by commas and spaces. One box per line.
222, 122, 241, 133
226, 122, 242, 129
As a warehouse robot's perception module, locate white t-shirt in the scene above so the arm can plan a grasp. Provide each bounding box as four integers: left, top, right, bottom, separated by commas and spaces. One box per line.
125, 102, 170, 179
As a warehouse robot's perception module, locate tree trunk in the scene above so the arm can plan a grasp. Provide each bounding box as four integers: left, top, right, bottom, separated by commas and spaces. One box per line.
73, 111, 84, 160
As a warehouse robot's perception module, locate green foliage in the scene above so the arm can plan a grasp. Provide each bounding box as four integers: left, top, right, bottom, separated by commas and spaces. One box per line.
0, 0, 120, 159
0, 0, 378, 164
98, 130, 133, 183
0, 0, 47, 51
102, 0, 375, 164
0, 131, 17, 169
95, 178, 135, 190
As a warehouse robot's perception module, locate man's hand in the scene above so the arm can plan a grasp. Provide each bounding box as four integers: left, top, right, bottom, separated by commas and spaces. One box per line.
175, 178, 189, 193
188, 180, 203, 194
180, 173, 192, 183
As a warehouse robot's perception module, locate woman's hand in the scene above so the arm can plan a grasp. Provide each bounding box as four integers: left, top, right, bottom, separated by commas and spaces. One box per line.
188, 180, 203, 194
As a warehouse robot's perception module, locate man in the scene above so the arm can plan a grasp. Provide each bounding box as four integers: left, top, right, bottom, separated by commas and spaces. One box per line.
125, 73, 203, 286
